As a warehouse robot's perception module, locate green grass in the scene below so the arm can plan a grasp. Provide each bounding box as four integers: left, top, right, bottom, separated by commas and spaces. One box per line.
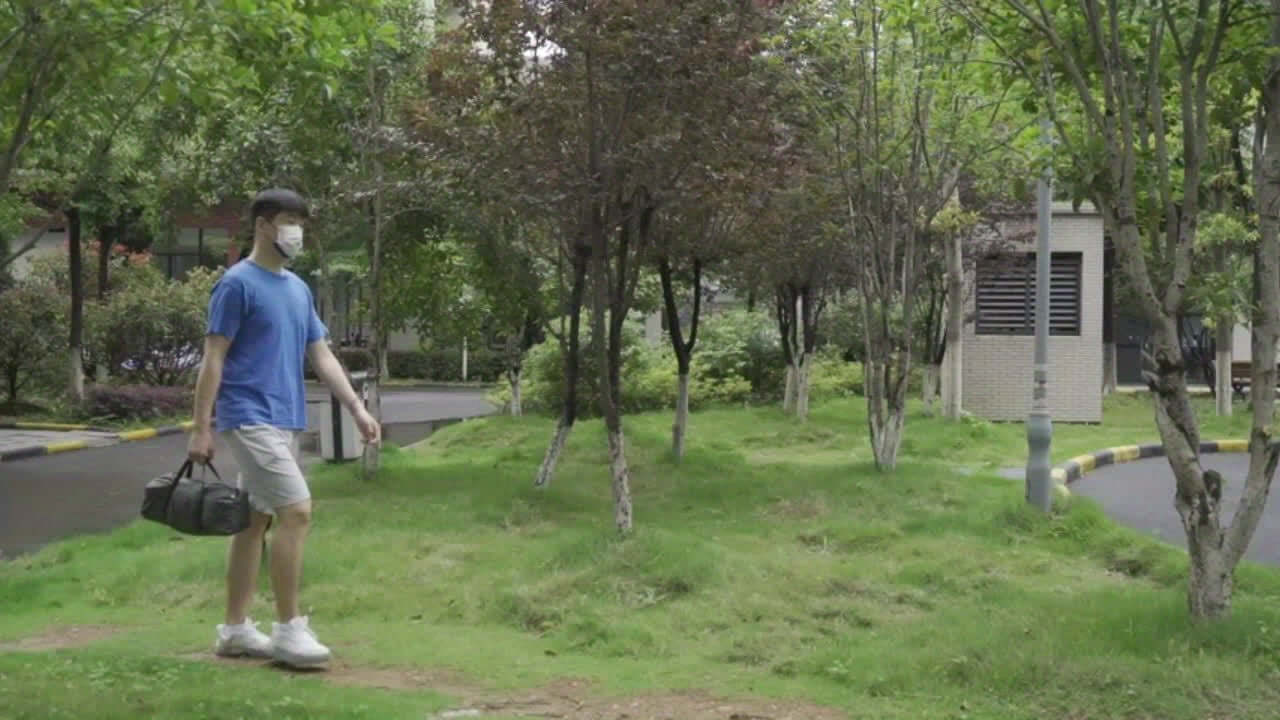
3, 394, 1280, 719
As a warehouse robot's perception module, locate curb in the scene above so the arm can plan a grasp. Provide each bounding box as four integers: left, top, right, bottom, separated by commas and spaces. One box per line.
0, 421, 115, 433
0, 421, 194, 463
1052, 439, 1250, 493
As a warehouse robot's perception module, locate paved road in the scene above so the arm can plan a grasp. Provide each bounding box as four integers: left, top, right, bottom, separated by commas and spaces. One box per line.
1071, 454, 1280, 567
0, 388, 494, 559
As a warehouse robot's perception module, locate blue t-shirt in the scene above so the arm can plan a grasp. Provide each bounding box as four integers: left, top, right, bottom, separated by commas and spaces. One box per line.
206, 259, 327, 433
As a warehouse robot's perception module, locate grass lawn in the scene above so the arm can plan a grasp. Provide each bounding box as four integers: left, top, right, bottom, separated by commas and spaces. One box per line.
2, 394, 1279, 719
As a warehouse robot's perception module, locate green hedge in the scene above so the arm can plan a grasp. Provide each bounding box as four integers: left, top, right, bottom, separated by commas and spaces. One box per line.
486, 310, 867, 416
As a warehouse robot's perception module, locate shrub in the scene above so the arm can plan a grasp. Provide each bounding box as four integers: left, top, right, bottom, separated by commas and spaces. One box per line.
86, 384, 193, 422
490, 308, 881, 416
809, 351, 864, 400
386, 350, 430, 379
335, 347, 375, 373
88, 265, 220, 387
0, 274, 63, 407
696, 309, 785, 398
492, 315, 758, 416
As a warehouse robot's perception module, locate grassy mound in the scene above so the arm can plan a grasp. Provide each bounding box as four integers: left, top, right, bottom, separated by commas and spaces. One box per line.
2, 396, 1278, 719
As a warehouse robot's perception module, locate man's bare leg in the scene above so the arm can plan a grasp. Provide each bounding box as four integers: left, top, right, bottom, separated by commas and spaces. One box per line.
225, 511, 272, 625
269, 500, 312, 621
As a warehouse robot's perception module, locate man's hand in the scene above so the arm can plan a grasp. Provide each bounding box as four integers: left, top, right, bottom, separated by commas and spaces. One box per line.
188, 426, 215, 464
354, 407, 381, 446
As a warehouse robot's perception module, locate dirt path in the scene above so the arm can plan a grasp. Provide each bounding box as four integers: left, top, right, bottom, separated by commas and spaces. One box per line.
3, 624, 847, 720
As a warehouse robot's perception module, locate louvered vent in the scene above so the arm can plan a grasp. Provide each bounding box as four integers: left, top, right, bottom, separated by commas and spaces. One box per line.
976, 252, 1081, 336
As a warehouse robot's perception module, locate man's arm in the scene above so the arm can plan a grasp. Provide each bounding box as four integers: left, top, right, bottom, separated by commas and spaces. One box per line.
189, 335, 231, 462
307, 340, 381, 444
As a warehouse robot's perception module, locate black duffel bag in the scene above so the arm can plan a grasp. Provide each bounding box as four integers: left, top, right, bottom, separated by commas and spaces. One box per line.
141, 460, 250, 536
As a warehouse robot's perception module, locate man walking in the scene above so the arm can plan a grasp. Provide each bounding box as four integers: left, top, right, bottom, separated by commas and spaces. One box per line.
188, 188, 379, 668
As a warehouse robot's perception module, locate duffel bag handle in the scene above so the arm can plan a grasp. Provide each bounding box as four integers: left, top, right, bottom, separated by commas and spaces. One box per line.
196, 461, 223, 482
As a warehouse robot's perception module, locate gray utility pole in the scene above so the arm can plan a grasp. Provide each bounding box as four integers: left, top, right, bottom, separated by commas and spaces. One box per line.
1026, 117, 1054, 512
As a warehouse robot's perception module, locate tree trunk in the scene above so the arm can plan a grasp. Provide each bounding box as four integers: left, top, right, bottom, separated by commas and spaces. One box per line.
607, 426, 633, 531
508, 367, 523, 417
536, 417, 572, 486
783, 364, 797, 413
462, 336, 469, 381
943, 232, 964, 418
95, 226, 110, 384
777, 285, 800, 414
1215, 322, 1232, 416
361, 377, 380, 480
1102, 341, 1118, 395
534, 246, 586, 488
657, 255, 701, 461
67, 207, 84, 404
922, 363, 940, 416
1185, 521, 1232, 617
97, 226, 111, 301
1145, 318, 1229, 618
592, 226, 632, 533
363, 55, 384, 478
866, 355, 909, 471
673, 371, 690, 460
870, 403, 906, 470
795, 351, 812, 421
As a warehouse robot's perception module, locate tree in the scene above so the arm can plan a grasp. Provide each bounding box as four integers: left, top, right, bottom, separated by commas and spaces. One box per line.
7, 1, 398, 405
470, 216, 550, 418
785, 0, 1024, 467
0, 274, 61, 410
653, 204, 740, 457
965, 0, 1271, 619
733, 116, 843, 422
431, 0, 779, 529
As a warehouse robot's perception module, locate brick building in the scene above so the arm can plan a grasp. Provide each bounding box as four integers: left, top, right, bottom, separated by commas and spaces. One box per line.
951, 201, 1104, 423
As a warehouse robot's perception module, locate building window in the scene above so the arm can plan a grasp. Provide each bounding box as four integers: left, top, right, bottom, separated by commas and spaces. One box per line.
976, 251, 1082, 336
151, 227, 230, 280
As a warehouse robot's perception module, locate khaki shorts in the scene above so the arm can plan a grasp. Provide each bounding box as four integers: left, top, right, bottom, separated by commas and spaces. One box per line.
221, 425, 310, 514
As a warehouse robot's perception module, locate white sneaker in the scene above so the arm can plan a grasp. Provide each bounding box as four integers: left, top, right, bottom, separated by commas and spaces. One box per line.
271, 616, 331, 668
214, 618, 273, 658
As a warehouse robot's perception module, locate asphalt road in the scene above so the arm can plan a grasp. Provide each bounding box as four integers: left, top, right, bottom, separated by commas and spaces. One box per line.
0, 387, 494, 559
1071, 453, 1280, 567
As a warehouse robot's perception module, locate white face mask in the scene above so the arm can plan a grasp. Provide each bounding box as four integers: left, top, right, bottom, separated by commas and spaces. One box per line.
274, 224, 304, 260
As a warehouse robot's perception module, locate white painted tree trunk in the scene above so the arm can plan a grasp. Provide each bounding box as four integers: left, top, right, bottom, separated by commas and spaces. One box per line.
535, 419, 572, 487
866, 358, 908, 471
672, 372, 689, 459
461, 336, 469, 382
608, 428, 633, 532
942, 344, 962, 419
794, 352, 811, 421
870, 401, 906, 471
943, 231, 964, 419
922, 363, 940, 416
509, 368, 522, 417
